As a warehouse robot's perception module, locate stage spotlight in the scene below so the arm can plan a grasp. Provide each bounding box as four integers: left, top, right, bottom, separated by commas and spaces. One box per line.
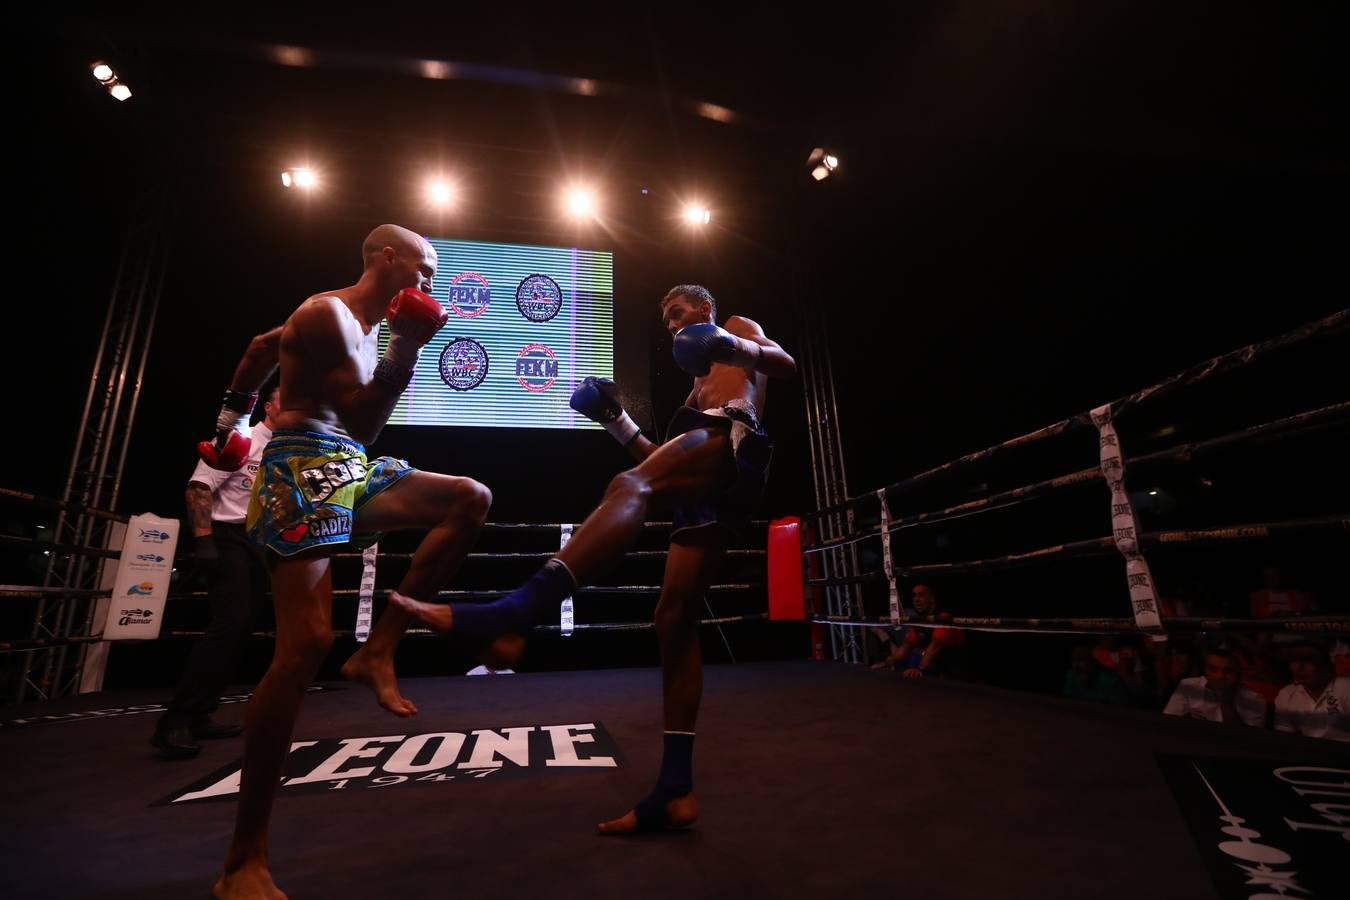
427, 180, 456, 207
92, 61, 132, 101
683, 204, 711, 225
281, 168, 317, 189
564, 186, 597, 219
807, 147, 840, 181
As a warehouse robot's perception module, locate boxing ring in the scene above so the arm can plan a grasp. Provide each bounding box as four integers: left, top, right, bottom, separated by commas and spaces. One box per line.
2, 662, 1346, 899
2, 311, 1348, 898
800, 310, 1349, 653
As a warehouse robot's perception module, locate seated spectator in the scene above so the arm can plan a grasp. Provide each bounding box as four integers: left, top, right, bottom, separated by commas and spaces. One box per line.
872, 583, 965, 679
1093, 635, 1145, 698
1163, 648, 1267, 727
1062, 645, 1130, 706
1273, 641, 1350, 742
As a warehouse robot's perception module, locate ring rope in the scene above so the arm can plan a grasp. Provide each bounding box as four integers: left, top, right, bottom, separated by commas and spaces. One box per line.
802, 401, 1350, 553
805, 310, 1347, 520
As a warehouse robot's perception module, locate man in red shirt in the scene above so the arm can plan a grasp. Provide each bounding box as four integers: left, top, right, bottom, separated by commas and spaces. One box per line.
873, 583, 965, 678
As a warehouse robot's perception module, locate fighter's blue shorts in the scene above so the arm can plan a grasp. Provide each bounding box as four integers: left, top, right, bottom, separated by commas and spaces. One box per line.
245, 430, 415, 557
667, 402, 773, 539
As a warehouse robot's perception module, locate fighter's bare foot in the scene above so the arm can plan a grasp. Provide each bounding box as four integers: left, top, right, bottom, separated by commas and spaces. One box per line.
388, 590, 454, 632
596, 792, 698, 835
341, 645, 417, 717
213, 861, 287, 900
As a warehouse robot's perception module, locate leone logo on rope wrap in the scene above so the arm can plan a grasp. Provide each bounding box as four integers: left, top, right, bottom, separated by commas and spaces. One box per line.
515, 274, 563, 323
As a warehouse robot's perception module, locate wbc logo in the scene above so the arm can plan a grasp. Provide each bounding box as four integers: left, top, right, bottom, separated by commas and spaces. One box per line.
516, 274, 562, 323
439, 338, 489, 391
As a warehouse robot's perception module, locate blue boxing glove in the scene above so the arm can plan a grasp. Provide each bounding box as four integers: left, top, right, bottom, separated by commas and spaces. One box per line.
672, 322, 762, 377
569, 376, 641, 445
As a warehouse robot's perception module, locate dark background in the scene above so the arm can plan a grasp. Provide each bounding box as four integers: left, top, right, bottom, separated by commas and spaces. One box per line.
5, 3, 1346, 700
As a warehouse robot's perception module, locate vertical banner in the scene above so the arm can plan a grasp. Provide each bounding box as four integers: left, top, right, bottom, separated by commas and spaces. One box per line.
355, 542, 379, 643
876, 489, 901, 625
559, 525, 574, 637
102, 514, 180, 640
1090, 404, 1164, 635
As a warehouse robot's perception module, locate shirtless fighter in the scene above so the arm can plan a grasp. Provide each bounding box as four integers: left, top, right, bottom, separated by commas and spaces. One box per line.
394, 283, 795, 835
204, 224, 492, 899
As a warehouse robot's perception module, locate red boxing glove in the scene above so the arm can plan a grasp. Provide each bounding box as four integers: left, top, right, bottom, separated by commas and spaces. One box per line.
198, 428, 251, 471
197, 389, 256, 470
387, 288, 448, 346
376, 289, 448, 391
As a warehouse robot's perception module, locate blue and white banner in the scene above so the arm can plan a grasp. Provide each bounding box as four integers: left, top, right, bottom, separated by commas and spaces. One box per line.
103, 514, 180, 640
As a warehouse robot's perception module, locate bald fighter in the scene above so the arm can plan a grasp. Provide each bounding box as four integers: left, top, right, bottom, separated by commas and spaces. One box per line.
206, 225, 493, 899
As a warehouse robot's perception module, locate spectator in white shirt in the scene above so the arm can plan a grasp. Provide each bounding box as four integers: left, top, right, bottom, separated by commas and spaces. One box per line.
1163, 648, 1266, 728
1274, 640, 1350, 742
